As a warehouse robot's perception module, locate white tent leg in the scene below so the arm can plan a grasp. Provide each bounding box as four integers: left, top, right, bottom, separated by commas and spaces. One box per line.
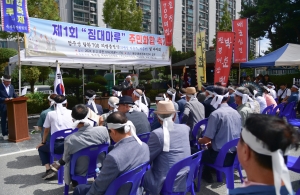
113, 64, 115, 86
82, 67, 84, 102
17, 33, 21, 94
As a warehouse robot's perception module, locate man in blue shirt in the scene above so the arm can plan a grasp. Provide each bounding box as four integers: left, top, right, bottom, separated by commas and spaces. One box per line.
176, 88, 186, 117
36, 94, 57, 141
151, 93, 165, 131
198, 86, 241, 183
85, 90, 103, 115
283, 84, 299, 104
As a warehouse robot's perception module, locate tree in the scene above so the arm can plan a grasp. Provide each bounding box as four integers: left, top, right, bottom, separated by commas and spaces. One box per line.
102, 0, 143, 32
212, 0, 232, 48
0, 0, 60, 39
23, 67, 41, 93
240, 0, 300, 50
37, 67, 52, 84
0, 48, 18, 73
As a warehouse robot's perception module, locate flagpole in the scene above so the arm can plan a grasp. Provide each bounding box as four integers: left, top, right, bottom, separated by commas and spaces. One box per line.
17, 33, 21, 95
82, 66, 85, 103
113, 64, 115, 86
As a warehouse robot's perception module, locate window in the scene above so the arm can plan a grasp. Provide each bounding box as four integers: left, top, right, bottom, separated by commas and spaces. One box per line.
187, 16, 193, 23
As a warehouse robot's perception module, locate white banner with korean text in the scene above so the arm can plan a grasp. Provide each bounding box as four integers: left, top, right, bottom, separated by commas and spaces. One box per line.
24, 18, 170, 65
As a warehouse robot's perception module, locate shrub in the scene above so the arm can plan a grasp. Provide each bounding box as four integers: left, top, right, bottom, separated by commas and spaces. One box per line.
139, 71, 153, 81
91, 75, 107, 85
26, 92, 49, 114
147, 89, 166, 102
63, 77, 82, 95
66, 95, 81, 110
270, 73, 300, 88
85, 82, 106, 92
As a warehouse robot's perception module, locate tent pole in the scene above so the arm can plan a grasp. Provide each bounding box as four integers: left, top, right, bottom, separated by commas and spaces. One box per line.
17, 33, 21, 95
113, 64, 115, 85
238, 63, 241, 85
82, 66, 84, 103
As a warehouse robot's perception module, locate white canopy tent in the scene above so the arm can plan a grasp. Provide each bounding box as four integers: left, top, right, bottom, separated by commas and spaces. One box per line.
9, 50, 170, 94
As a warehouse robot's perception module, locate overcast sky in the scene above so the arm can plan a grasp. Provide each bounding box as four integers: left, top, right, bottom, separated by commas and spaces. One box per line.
259, 37, 270, 56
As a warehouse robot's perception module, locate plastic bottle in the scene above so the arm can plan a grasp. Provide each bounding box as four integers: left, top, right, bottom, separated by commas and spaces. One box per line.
95, 168, 100, 177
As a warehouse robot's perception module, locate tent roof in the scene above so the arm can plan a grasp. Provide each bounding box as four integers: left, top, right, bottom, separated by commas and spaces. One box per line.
241, 43, 300, 68
9, 50, 169, 70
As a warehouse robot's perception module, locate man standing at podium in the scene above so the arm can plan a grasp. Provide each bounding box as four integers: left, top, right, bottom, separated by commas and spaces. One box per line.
0, 75, 17, 140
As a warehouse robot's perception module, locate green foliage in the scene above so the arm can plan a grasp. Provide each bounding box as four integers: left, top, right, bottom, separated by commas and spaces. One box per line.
147, 89, 166, 102
91, 75, 107, 85
85, 82, 106, 92
212, 1, 232, 48
66, 95, 81, 110
240, 0, 300, 50
63, 77, 82, 95
0, 48, 18, 73
269, 73, 300, 88
171, 50, 195, 64
23, 67, 41, 93
26, 92, 49, 114
38, 67, 52, 84
0, 0, 60, 39
103, 0, 143, 32
139, 71, 153, 80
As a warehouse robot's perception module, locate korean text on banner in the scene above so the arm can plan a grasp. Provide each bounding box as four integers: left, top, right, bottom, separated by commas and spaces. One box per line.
0, 0, 30, 33
232, 18, 248, 63
214, 32, 235, 86
196, 31, 206, 90
54, 64, 65, 95
24, 18, 170, 65
160, 0, 175, 46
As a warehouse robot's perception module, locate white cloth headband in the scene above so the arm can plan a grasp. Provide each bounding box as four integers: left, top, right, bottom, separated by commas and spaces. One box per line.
157, 114, 174, 152
108, 101, 118, 112
163, 94, 170, 101
292, 85, 299, 89
143, 93, 148, 107
210, 92, 229, 109
241, 128, 293, 195
112, 89, 122, 97
126, 75, 131, 79
72, 114, 94, 129
155, 97, 165, 101
48, 96, 55, 107
228, 86, 235, 91
206, 90, 214, 95
167, 90, 176, 102
1, 76, 11, 81
55, 99, 67, 126
86, 95, 98, 114
107, 121, 142, 145
234, 91, 253, 104
263, 86, 270, 93
133, 90, 142, 109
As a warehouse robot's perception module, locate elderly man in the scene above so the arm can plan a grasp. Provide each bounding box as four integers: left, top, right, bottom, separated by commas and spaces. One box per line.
227, 86, 236, 105
36, 94, 57, 141
0, 75, 17, 140
100, 96, 119, 125
282, 84, 299, 104
50, 104, 110, 187
181, 87, 205, 133
117, 96, 150, 135
74, 112, 149, 195
167, 74, 178, 89
203, 85, 216, 118
36, 95, 73, 179
176, 88, 187, 117
196, 84, 207, 103
132, 89, 149, 117
143, 101, 191, 194
85, 90, 103, 115
112, 85, 123, 97
234, 87, 253, 127
198, 86, 241, 183
151, 93, 167, 131
122, 75, 133, 90
136, 84, 151, 109
229, 114, 296, 195
166, 88, 180, 123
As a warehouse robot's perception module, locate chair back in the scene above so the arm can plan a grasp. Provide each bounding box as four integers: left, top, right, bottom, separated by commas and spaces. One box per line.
281, 101, 297, 120
270, 103, 285, 116
228, 103, 237, 110
262, 104, 274, 114
214, 138, 239, 167
104, 162, 149, 195
50, 128, 76, 159
137, 132, 151, 143
161, 151, 203, 194
70, 144, 109, 183
148, 108, 155, 118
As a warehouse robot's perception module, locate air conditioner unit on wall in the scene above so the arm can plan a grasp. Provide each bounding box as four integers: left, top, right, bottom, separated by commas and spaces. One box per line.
90, 7, 95, 12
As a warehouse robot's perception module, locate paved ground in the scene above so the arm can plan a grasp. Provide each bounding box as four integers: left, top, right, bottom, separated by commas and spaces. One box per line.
0, 117, 299, 195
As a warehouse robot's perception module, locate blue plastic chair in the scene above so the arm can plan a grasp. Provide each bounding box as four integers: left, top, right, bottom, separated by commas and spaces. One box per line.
138, 132, 151, 143
287, 155, 300, 173
281, 101, 297, 120
228, 103, 237, 110
197, 138, 243, 191
104, 162, 149, 195
50, 128, 77, 185
159, 151, 203, 195
191, 118, 208, 150
148, 108, 155, 123
262, 104, 274, 114
148, 108, 155, 117
64, 144, 109, 195
270, 103, 285, 116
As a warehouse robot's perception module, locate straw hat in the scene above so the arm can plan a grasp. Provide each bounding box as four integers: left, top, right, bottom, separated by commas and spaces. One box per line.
154, 101, 179, 114
186, 87, 197, 95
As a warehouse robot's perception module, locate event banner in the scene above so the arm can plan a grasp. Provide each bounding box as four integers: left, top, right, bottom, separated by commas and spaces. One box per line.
232, 18, 248, 63
24, 18, 170, 65
195, 31, 206, 90
160, 0, 175, 46
0, 0, 30, 32
214, 32, 235, 86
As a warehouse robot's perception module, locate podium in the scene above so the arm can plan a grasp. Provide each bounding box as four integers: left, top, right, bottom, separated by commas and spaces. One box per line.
5, 97, 30, 143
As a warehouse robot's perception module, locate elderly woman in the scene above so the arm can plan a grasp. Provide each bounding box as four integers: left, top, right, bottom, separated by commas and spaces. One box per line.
229, 114, 298, 195
263, 86, 277, 107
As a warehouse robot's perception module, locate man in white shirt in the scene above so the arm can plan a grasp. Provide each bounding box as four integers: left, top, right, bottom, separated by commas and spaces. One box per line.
277, 83, 291, 103
36, 95, 73, 180
267, 82, 277, 99
132, 89, 149, 117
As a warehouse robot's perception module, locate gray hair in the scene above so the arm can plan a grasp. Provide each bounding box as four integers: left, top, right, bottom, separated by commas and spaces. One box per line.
235, 87, 250, 96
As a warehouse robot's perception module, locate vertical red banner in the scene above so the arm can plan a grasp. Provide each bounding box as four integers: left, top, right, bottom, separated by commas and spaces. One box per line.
160, 0, 175, 46
232, 18, 248, 63
214, 32, 235, 86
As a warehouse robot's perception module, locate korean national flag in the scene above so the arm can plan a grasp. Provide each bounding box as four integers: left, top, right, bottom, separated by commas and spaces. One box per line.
54, 64, 65, 95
